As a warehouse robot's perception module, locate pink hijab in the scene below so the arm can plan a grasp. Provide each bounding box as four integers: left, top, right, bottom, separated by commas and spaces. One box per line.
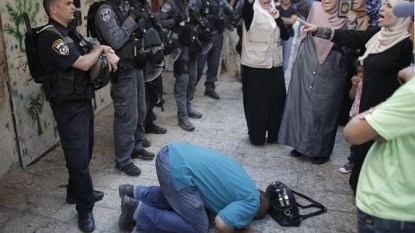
307, 1, 346, 64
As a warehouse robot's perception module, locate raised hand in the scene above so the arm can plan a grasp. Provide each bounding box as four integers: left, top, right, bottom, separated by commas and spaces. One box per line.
297, 18, 318, 33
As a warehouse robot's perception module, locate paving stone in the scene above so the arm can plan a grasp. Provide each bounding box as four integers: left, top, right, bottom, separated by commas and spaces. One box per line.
0, 71, 357, 232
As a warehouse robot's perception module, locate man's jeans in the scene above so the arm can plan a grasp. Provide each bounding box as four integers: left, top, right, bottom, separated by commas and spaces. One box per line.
358, 209, 415, 233
281, 36, 293, 72
134, 146, 209, 233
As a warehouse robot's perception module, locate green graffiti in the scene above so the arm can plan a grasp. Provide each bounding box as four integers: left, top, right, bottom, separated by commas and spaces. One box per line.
5, 0, 40, 52
27, 86, 45, 136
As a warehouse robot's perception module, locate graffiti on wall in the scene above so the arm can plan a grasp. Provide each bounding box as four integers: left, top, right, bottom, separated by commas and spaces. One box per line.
26, 86, 45, 136
5, 0, 40, 53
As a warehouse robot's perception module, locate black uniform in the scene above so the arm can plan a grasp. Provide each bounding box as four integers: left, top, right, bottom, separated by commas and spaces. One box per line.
37, 19, 95, 215
159, 0, 204, 131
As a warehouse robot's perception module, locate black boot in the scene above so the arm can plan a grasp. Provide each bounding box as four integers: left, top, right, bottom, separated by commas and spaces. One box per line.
78, 212, 95, 233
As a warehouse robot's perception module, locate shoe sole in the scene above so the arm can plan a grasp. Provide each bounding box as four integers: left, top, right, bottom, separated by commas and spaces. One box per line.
339, 168, 353, 174
204, 93, 220, 99
119, 197, 138, 232
146, 128, 167, 134
188, 115, 202, 119
311, 157, 330, 165
132, 155, 155, 161
180, 126, 195, 131
290, 150, 303, 157
116, 166, 141, 176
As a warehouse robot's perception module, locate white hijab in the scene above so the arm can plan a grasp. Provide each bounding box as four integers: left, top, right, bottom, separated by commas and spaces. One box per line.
253, 0, 276, 29
360, 0, 411, 63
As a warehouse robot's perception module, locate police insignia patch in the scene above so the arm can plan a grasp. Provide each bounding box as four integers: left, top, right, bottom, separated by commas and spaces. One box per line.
161, 3, 171, 13
99, 8, 112, 22
52, 39, 69, 55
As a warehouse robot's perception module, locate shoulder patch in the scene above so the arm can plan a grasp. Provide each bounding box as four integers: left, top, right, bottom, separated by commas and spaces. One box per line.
161, 3, 172, 13
99, 7, 112, 22
52, 39, 69, 55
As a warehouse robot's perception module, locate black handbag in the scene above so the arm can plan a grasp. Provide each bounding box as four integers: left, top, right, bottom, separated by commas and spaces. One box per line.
265, 181, 327, 226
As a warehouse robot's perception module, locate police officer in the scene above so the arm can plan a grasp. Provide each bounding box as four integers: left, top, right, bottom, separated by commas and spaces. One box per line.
190, 0, 233, 100
128, 0, 168, 135
95, 0, 155, 176
37, 0, 119, 232
159, 0, 204, 131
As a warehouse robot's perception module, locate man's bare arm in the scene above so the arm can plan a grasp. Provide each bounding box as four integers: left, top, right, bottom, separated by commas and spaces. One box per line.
215, 216, 262, 233
344, 108, 385, 145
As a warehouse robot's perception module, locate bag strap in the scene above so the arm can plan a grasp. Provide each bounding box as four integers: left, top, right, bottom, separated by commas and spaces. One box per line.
290, 189, 327, 220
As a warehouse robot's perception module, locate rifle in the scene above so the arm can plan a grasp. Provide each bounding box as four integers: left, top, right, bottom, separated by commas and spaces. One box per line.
23, 13, 45, 83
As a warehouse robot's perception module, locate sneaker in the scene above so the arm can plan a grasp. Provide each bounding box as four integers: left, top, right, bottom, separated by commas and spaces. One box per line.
119, 184, 134, 199
131, 148, 155, 160
188, 109, 203, 119
142, 138, 151, 148
145, 123, 167, 134
116, 162, 141, 176
204, 90, 220, 99
119, 196, 139, 232
339, 162, 354, 174
178, 118, 195, 131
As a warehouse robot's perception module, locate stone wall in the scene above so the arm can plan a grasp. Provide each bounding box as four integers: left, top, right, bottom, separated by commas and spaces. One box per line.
0, 0, 112, 177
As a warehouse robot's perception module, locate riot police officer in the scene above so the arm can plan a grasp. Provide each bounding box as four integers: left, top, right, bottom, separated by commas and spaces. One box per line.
95, 0, 156, 176
128, 0, 168, 135
37, 0, 119, 231
159, 0, 204, 131
190, 0, 233, 100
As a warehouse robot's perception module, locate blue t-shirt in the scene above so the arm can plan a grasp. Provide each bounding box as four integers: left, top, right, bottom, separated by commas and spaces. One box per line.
168, 142, 259, 229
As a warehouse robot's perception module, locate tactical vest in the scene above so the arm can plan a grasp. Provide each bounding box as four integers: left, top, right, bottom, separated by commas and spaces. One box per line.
40, 26, 93, 102
99, 2, 139, 69
201, 0, 221, 31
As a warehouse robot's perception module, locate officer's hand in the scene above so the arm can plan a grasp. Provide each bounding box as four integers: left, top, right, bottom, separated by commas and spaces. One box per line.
129, 9, 142, 21
106, 53, 120, 72
103, 46, 120, 72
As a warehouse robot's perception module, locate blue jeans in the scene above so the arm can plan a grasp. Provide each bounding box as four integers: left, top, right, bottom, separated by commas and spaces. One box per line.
134, 146, 209, 233
358, 209, 415, 233
111, 68, 146, 167
281, 36, 293, 72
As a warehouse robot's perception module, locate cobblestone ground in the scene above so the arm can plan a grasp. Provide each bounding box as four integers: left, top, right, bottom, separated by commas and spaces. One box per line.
0, 71, 357, 233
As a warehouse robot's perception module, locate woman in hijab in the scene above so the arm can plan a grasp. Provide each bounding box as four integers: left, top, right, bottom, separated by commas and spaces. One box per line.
240, 0, 289, 145
301, 0, 412, 191
338, 0, 372, 173
277, 0, 347, 164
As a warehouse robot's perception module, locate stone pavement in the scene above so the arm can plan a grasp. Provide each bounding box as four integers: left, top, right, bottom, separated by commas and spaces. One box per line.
0, 71, 357, 233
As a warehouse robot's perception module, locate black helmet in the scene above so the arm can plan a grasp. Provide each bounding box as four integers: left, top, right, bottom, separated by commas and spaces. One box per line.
143, 28, 165, 82
89, 55, 110, 90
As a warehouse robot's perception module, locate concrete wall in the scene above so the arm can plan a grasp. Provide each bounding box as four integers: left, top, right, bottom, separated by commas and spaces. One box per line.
0, 0, 112, 177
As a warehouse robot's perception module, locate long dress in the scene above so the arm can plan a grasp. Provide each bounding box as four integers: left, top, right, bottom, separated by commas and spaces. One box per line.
278, 34, 347, 157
